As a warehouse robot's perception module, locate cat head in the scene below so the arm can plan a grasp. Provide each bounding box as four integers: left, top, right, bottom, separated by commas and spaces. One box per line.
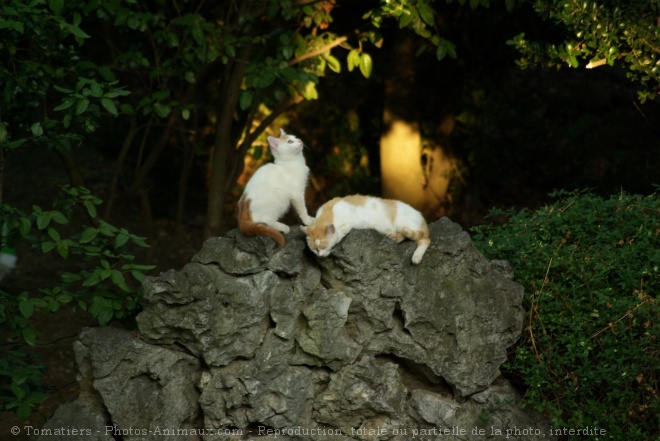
267, 128, 303, 159
301, 224, 339, 257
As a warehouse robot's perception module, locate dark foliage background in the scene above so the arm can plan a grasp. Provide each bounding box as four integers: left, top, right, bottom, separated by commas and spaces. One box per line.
1, 0, 659, 437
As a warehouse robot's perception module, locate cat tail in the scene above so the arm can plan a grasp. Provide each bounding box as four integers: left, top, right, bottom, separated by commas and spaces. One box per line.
238, 197, 285, 246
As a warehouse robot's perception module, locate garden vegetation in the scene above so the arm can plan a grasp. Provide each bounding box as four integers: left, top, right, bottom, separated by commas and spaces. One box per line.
472, 191, 659, 440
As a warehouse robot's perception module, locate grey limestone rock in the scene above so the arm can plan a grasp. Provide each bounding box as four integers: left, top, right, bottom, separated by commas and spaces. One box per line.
46, 218, 554, 441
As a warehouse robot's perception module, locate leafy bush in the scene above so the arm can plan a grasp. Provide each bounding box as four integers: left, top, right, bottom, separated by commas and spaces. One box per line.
472, 191, 659, 440
0, 186, 154, 420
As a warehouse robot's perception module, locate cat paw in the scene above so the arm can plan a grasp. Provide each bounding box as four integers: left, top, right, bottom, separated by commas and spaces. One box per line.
273, 222, 290, 234
303, 216, 315, 226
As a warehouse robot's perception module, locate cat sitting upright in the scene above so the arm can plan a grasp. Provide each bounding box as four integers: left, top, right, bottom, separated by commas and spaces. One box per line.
238, 128, 314, 245
301, 195, 431, 264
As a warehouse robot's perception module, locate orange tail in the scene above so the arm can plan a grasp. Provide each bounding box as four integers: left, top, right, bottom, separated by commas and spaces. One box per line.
238, 197, 285, 246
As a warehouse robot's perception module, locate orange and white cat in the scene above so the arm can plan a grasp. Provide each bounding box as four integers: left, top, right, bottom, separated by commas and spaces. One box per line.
238, 128, 314, 245
301, 195, 431, 264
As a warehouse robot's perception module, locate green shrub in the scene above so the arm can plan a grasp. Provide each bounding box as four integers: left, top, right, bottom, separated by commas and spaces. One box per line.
0, 186, 154, 420
472, 191, 659, 440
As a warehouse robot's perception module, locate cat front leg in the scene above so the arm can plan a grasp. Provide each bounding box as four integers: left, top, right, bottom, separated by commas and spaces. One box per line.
270, 222, 291, 234
291, 196, 315, 226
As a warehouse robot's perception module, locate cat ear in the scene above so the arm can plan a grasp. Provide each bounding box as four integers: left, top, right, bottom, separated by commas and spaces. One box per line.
279, 128, 287, 137
267, 135, 279, 150
326, 224, 335, 235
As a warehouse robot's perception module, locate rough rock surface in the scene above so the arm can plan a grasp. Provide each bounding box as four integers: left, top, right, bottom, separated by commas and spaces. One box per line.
40, 218, 556, 440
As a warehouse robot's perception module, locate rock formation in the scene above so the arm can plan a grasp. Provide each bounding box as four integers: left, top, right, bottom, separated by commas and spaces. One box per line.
40, 218, 555, 440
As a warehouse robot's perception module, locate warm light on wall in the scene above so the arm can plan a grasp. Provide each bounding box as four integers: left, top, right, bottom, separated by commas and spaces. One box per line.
380, 115, 455, 218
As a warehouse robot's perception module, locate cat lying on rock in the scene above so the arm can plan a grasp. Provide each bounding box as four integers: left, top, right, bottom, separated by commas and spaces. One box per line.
302, 195, 431, 264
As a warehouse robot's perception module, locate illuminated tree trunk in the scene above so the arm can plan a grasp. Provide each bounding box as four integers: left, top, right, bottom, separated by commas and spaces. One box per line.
380, 34, 455, 219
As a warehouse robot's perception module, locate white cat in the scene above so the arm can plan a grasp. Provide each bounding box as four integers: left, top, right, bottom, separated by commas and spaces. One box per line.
238, 128, 314, 245
301, 195, 431, 264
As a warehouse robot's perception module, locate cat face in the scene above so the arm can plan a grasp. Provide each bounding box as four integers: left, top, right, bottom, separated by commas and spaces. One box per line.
267, 128, 303, 159
301, 224, 338, 257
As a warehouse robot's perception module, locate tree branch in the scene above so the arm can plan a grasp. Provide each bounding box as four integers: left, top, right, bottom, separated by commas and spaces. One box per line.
288, 35, 348, 66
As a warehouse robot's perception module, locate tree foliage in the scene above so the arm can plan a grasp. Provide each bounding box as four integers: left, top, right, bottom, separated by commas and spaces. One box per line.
0, 0, 457, 420
508, 0, 660, 101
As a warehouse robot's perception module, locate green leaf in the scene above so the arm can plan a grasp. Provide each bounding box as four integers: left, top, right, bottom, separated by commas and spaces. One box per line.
67, 23, 90, 40
80, 227, 98, 244
51, 0, 66, 15
130, 235, 150, 247
347, 50, 360, 72
30, 122, 43, 137
90, 83, 103, 97
83, 200, 97, 218
239, 91, 253, 111
6, 137, 27, 149
399, 11, 413, 28
26, 391, 49, 405
41, 241, 56, 253
47, 227, 61, 241
53, 99, 74, 111
101, 98, 118, 116
30, 298, 48, 308
114, 233, 129, 248
22, 328, 37, 346
36, 213, 51, 230
11, 382, 26, 400
55, 294, 73, 303
90, 296, 113, 326
19, 300, 33, 319
359, 53, 373, 79
50, 211, 68, 224
75, 98, 90, 115
18, 218, 31, 237
153, 103, 171, 118
417, 1, 435, 26
0, 123, 7, 143
12, 370, 28, 385
82, 269, 102, 287
61, 272, 83, 283
131, 270, 146, 283
53, 84, 73, 94
302, 81, 318, 100
436, 44, 447, 60
110, 270, 130, 292
56, 240, 69, 258
325, 54, 341, 73
100, 268, 112, 280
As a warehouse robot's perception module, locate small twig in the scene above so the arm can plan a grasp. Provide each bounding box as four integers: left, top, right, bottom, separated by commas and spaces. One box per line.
585, 58, 607, 69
